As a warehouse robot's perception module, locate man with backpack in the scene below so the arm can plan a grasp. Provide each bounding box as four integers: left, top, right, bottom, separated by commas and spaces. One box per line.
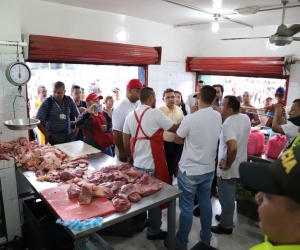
36, 81, 80, 145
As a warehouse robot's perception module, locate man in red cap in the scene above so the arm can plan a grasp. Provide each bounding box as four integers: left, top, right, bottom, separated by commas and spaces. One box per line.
112, 79, 143, 162
76, 92, 113, 156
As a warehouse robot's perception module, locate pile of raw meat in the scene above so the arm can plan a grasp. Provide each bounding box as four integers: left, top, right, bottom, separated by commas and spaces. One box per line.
67, 164, 163, 212
0, 137, 88, 183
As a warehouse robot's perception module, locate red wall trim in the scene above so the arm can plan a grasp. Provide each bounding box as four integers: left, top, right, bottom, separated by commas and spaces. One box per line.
186, 57, 286, 79
27, 35, 161, 66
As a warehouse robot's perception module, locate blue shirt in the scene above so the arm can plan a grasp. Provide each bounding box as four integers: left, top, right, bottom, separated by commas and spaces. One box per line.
36, 95, 80, 134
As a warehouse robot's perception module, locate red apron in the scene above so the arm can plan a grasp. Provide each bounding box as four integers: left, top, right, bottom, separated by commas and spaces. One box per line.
130, 108, 171, 186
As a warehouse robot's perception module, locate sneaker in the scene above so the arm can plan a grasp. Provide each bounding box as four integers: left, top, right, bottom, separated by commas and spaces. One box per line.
147, 230, 167, 240
211, 224, 232, 234
135, 219, 149, 232
193, 206, 200, 217
215, 214, 221, 222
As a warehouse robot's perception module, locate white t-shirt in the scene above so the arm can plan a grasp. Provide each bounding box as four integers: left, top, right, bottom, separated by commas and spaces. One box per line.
185, 93, 197, 108
282, 121, 299, 145
123, 104, 173, 170
177, 107, 222, 175
112, 97, 140, 132
217, 114, 251, 179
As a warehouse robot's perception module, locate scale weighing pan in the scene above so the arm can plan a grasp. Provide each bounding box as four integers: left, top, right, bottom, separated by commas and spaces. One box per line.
3, 118, 40, 130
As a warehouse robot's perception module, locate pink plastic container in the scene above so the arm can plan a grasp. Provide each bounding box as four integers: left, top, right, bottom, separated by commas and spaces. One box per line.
247, 129, 265, 155
265, 134, 287, 159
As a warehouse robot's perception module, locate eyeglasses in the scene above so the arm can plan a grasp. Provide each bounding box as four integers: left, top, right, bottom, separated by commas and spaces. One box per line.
164, 96, 175, 100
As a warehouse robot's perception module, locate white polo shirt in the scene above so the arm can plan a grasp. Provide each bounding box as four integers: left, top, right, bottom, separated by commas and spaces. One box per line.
185, 93, 197, 108
177, 107, 222, 175
282, 121, 299, 146
123, 104, 173, 170
217, 114, 251, 179
112, 97, 140, 132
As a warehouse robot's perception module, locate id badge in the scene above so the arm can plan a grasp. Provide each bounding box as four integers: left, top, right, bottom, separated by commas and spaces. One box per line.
60, 114, 66, 119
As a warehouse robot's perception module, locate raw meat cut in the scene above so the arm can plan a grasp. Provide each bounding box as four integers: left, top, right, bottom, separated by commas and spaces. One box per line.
67, 183, 81, 199
78, 183, 93, 204
124, 167, 143, 183
92, 185, 115, 199
112, 197, 131, 212
117, 183, 138, 200
128, 192, 142, 203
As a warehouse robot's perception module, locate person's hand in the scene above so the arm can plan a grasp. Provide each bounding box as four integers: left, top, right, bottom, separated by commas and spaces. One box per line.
70, 121, 76, 125
219, 158, 230, 170
78, 107, 86, 113
127, 156, 133, 165
240, 107, 246, 114
118, 151, 127, 162
212, 104, 219, 112
274, 104, 283, 113
70, 129, 78, 139
264, 105, 274, 114
190, 105, 198, 114
45, 133, 50, 144
87, 104, 97, 114
100, 125, 107, 132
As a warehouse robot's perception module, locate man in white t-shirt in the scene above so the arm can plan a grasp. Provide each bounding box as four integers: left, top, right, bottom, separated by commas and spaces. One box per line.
112, 79, 143, 162
185, 80, 205, 114
174, 86, 222, 248
271, 99, 300, 151
211, 96, 251, 235
123, 87, 179, 241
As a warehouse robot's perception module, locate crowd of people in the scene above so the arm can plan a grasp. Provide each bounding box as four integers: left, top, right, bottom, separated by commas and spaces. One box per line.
28, 78, 300, 250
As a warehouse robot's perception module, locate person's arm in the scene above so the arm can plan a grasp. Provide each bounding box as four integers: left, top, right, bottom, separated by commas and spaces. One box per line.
174, 134, 184, 144
252, 111, 261, 127
76, 104, 96, 128
123, 133, 133, 164
272, 104, 285, 134
219, 139, 238, 170
168, 123, 180, 133
103, 111, 112, 132
114, 131, 126, 161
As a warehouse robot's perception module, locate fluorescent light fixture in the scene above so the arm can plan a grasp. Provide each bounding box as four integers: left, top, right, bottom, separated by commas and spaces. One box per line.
212, 21, 219, 32
235, 6, 260, 15
213, 0, 222, 9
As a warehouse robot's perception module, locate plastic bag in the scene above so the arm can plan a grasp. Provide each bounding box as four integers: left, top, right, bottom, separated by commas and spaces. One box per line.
247, 129, 265, 155
265, 134, 287, 159
56, 217, 103, 231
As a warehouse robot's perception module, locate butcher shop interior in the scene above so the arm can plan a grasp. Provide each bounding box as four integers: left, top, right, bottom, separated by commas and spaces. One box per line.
1, 0, 300, 250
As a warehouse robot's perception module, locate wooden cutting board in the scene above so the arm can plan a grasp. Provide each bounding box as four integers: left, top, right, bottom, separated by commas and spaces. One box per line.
40, 184, 116, 221
55, 141, 101, 157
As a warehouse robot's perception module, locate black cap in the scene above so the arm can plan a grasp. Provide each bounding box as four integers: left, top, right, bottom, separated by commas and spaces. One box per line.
239, 146, 300, 205
192, 92, 198, 98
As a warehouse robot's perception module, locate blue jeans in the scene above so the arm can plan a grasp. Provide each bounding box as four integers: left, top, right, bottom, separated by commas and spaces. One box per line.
100, 147, 113, 157
217, 177, 238, 229
176, 170, 214, 247
135, 167, 162, 236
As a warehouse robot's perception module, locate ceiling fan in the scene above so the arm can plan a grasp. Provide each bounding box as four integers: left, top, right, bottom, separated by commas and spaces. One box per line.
222, 0, 300, 46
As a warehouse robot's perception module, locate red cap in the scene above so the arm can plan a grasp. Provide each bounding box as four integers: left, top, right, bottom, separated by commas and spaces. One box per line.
127, 79, 143, 89
86, 92, 103, 102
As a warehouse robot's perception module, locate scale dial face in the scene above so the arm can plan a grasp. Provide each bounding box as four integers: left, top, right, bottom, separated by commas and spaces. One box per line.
5, 62, 31, 87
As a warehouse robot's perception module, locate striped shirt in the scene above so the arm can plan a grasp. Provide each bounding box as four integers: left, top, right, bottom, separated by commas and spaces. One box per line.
36, 95, 80, 134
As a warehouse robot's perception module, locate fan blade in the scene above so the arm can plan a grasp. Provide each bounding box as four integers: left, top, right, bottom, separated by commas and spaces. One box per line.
221, 37, 268, 40
276, 24, 300, 36
293, 37, 300, 41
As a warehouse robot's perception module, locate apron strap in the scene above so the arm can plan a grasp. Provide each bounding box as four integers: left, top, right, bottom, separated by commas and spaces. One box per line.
133, 108, 150, 140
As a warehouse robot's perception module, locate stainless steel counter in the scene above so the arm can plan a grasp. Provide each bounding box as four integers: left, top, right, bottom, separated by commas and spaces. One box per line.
18, 152, 182, 250
247, 153, 276, 163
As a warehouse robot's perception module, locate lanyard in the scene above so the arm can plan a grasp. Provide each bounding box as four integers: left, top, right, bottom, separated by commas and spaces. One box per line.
54, 100, 64, 113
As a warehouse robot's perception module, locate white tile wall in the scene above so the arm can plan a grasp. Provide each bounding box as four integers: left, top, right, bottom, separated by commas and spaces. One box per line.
148, 61, 195, 108
286, 64, 300, 106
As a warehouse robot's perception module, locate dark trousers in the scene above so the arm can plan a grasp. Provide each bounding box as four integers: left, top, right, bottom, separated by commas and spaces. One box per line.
164, 141, 180, 183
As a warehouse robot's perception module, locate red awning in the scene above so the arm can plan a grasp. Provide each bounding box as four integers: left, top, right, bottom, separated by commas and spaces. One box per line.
186, 57, 286, 78
26, 35, 161, 66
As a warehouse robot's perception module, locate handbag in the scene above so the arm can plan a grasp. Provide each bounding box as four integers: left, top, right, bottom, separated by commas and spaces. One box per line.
83, 111, 114, 148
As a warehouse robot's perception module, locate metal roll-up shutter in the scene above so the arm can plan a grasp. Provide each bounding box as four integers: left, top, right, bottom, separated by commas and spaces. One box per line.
26, 35, 161, 66
186, 57, 286, 78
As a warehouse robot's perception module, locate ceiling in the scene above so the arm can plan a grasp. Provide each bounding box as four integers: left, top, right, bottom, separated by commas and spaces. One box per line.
41, 0, 300, 30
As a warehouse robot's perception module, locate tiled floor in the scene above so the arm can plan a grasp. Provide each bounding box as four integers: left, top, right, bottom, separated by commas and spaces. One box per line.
86, 182, 264, 250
